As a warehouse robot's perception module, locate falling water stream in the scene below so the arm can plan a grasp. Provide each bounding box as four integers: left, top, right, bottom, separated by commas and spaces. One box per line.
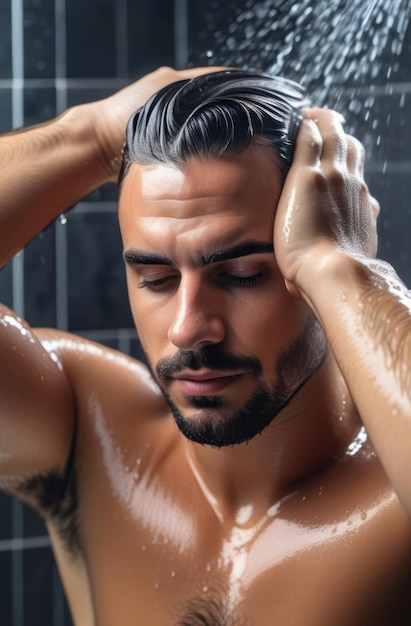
189, 0, 410, 155
189, 0, 411, 282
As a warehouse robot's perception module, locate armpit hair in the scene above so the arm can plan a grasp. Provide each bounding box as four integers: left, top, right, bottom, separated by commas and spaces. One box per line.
1, 422, 82, 557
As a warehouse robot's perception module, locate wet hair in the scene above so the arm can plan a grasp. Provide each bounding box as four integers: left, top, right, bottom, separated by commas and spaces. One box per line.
119, 69, 309, 184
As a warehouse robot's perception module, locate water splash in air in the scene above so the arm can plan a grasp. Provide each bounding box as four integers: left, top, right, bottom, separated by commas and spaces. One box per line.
190, 0, 410, 138
191, 0, 409, 100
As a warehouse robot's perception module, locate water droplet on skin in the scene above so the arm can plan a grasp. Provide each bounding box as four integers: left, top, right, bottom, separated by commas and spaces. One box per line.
154, 582, 159, 590
203, 585, 208, 593
340, 292, 347, 301
141, 544, 146, 551
392, 407, 398, 417
171, 571, 176, 578
206, 563, 212, 572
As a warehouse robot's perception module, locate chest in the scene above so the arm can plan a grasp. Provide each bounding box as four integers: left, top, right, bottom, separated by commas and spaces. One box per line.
75, 470, 411, 626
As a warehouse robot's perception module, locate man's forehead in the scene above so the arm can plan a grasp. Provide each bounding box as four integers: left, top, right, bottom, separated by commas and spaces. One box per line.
121, 142, 283, 205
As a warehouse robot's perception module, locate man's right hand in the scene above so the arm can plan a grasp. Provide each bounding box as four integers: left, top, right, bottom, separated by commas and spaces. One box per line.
84, 66, 226, 183
0, 66, 224, 264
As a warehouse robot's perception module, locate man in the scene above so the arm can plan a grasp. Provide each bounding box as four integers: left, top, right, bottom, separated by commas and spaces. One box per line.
0, 65, 410, 625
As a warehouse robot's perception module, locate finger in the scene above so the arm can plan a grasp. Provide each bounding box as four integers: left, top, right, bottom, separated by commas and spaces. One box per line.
303, 108, 347, 165
292, 118, 323, 167
346, 134, 365, 178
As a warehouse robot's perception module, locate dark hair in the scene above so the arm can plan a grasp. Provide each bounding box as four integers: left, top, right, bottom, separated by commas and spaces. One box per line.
119, 70, 309, 184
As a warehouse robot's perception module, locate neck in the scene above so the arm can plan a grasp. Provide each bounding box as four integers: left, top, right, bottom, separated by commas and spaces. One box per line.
184, 350, 362, 526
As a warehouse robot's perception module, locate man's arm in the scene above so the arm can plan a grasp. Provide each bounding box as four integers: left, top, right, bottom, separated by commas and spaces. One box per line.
0, 66, 221, 266
0, 66, 220, 481
275, 108, 411, 514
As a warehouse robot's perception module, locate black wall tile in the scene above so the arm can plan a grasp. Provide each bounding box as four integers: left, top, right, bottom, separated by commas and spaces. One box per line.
0, 492, 13, 539
130, 337, 147, 364
0, 1, 12, 79
24, 86, 56, 125
67, 211, 133, 330
127, 0, 175, 76
367, 171, 411, 287
0, 88, 12, 133
24, 225, 57, 328
24, 547, 55, 625
23, 0, 56, 79
0, 552, 12, 623
66, 0, 117, 78
0, 262, 13, 310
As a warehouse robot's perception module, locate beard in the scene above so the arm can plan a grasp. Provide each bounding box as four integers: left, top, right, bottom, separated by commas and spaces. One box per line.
147, 313, 326, 448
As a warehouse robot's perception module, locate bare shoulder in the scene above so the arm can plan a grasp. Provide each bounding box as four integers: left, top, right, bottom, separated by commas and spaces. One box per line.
37, 328, 167, 431
36, 329, 160, 404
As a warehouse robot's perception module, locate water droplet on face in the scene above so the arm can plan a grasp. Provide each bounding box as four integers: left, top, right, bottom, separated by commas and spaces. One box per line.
141, 544, 146, 551
340, 292, 347, 301
206, 563, 212, 572
202, 585, 208, 593
154, 582, 159, 590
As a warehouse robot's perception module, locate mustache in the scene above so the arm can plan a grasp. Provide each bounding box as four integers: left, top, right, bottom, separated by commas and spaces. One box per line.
156, 344, 262, 382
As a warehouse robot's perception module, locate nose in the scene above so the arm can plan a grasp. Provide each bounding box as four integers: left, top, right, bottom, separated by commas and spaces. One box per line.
168, 275, 225, 350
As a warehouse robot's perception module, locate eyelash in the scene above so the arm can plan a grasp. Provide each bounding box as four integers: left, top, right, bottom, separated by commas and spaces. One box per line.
138, 272, 265, 291
138, 276, 176, 289
224, 272, 264, 287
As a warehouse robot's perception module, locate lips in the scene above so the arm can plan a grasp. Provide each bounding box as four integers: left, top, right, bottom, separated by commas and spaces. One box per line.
171, 370, 244, 395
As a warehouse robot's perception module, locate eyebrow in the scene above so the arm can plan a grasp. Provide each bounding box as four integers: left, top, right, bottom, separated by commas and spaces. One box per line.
123, 240, 274, 268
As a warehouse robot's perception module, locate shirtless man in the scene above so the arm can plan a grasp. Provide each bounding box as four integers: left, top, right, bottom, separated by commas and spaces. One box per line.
1, 65, 411, 625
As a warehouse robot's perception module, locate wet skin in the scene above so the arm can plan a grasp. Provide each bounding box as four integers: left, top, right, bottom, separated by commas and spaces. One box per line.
3, 144, 411, 624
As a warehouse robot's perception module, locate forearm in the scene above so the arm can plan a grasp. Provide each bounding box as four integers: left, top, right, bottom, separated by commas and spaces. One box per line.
0, 103, 112, 266
299, 248, 411, 505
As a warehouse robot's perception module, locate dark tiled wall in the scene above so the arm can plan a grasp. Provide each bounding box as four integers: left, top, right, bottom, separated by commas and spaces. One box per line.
0, 1, 410, 624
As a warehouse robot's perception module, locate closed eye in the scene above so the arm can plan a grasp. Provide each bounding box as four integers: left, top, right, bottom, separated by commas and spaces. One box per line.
138, 275, 179, 290
220, 271, 265, 288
